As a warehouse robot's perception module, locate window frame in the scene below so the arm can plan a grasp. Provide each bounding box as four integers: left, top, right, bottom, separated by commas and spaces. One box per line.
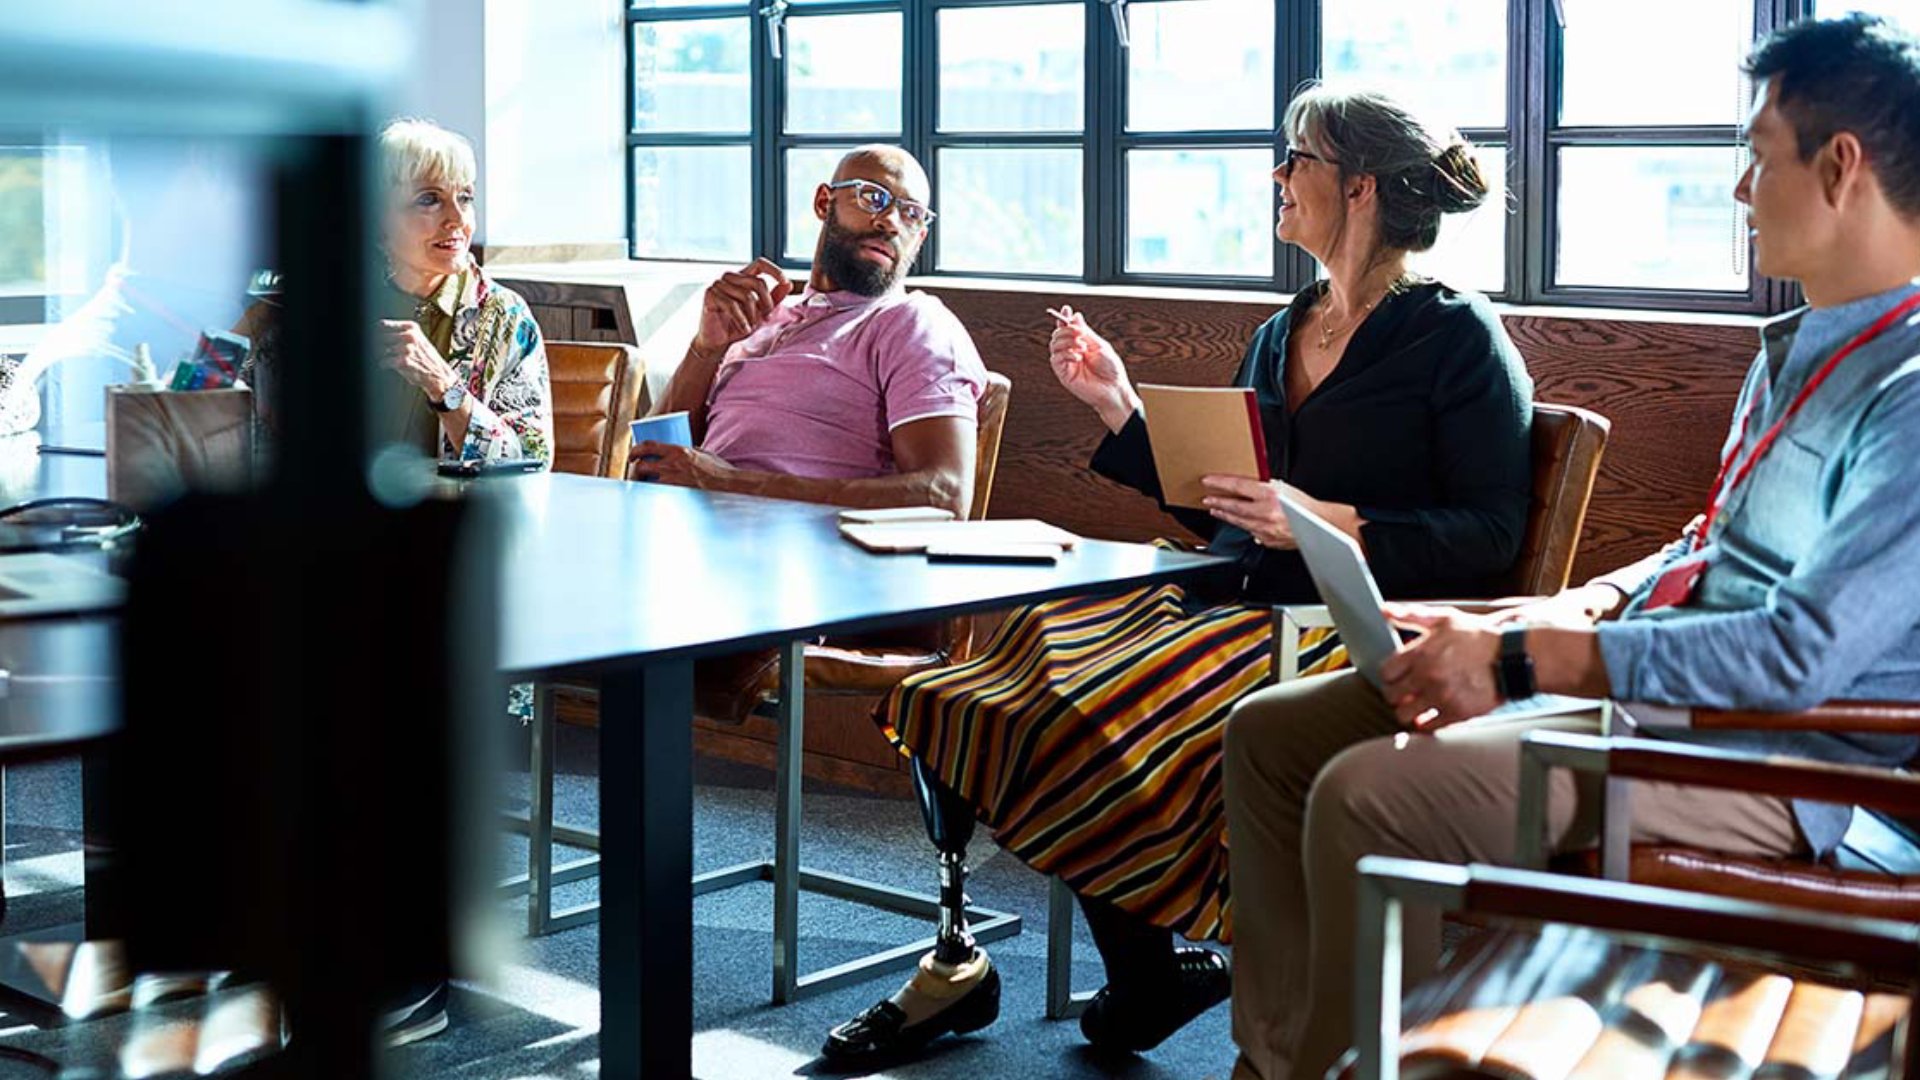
626, 0, 1818, 314
0, 144, 54, 326
1523, 0, 1806, 313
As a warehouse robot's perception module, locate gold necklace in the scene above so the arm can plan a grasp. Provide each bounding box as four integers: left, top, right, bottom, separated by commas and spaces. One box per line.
1313, 275, 1407, 352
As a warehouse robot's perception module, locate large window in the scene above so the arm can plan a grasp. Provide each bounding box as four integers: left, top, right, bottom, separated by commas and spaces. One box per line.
0, 147, 49, 325
1545, 0, 1761, 308
628, 1, 1839, 312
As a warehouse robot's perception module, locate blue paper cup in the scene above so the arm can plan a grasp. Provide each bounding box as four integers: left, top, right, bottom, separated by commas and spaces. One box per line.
630, 411, 692, 457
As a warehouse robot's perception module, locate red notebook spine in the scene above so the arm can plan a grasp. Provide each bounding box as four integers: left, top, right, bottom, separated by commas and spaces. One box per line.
1243, 389, 1271, 482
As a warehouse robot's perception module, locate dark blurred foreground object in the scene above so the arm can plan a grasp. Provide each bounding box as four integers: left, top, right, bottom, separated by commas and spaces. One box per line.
115, 487, 500, 1079
108, 127, 503, 1077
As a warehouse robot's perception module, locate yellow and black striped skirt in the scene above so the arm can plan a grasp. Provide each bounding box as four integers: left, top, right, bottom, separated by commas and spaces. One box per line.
876, 580, 1344, 943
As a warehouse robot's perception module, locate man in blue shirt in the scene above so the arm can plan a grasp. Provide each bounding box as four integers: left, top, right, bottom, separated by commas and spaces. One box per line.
1221, 15, 1920, 1080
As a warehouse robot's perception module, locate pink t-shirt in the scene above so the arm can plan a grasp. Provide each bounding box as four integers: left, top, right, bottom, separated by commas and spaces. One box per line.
702, 287, 987, 479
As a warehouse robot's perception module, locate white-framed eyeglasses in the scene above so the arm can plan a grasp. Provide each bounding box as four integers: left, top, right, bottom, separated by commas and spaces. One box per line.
825, 179, 936, 231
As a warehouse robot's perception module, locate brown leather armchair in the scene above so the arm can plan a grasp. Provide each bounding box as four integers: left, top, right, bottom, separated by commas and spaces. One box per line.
1522, 707, 1920, 920
1334, 715, 1920, 1078
1328, 714, 1920, 1076
543, 340, 646, 479
1348, 853, 1916, 1080
1507, 402, 1614, 597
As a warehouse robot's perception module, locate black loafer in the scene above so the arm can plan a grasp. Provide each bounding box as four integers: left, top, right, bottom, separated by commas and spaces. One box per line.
820, 965, 1001, 1067
1079, 947, 1229, 1053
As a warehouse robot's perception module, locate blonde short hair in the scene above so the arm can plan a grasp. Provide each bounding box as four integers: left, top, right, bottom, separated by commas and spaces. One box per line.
378, 118, 477, 195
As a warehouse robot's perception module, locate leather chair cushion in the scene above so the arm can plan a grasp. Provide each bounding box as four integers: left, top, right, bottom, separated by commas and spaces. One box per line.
1554, 846, 1920, 922
1353, 925, 1910, 1080
547, 341, 643, 478
799, 643, 950, 693
1504, 404, 1608, 597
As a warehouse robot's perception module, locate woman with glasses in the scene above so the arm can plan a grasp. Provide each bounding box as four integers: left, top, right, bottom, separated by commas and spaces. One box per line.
825, 86, 1532, 1068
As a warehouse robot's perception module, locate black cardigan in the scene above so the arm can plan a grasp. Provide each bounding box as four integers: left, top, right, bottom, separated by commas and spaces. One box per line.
1090, 281, 1534, 604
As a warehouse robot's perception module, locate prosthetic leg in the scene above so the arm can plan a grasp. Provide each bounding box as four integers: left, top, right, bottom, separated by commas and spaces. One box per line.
820, 758, 1002, 1064
915, 757, 982, 967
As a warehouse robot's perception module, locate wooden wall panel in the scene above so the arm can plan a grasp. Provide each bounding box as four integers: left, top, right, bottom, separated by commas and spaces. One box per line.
924, 285, 1759, 585
1503, 316, 1754, 581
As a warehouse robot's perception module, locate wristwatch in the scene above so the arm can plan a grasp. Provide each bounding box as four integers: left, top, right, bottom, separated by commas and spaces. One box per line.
428, 380, 468, 413
1494, 625, 1536, 701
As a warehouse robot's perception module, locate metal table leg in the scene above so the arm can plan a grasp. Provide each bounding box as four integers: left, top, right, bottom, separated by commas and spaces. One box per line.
524, 641, 1023, 1004
599, 658, 693, 1079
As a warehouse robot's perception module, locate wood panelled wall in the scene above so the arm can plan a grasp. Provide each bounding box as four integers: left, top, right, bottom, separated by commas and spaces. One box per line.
921, 286, 1758, 583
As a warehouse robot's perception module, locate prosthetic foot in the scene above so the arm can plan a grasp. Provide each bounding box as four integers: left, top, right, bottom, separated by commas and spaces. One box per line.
820, 760, 1001, 1066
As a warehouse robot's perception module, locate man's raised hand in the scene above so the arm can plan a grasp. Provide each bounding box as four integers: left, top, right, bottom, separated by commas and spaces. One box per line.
694, 257, 794, 358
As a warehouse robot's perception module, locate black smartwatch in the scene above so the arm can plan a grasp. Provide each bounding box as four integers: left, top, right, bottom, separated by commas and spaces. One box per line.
1494, 625, 1536, 701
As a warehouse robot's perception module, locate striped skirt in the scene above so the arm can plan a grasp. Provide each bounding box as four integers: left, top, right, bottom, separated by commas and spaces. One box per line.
875, 580, 1344, 943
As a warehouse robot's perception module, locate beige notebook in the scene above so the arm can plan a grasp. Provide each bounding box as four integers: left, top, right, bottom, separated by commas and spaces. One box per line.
1137, 384, 1269, 510
840, 519, 1082, 553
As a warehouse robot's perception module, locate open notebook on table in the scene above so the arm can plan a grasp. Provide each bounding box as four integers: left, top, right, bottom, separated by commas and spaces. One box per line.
838, 519, 1082, 554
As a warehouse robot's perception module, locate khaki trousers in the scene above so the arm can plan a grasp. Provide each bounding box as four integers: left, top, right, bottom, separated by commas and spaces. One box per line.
1220, 670, 1806, 1080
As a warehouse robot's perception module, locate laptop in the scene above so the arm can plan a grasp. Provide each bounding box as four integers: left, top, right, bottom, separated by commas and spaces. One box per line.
1276, 492, 1595, 723
0, 553, 125, 617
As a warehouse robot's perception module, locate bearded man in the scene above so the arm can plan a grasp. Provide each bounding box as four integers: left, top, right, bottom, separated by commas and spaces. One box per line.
635, 145, 985, 518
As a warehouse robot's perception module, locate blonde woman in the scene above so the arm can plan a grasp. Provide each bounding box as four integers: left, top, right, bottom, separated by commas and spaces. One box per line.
239, 118, 552, 468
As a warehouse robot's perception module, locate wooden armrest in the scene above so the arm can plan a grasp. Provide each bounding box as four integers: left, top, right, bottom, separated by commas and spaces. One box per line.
1361, 857, 1920, 979
1523, 732, 1920, 819
1692, 700, 1920, 735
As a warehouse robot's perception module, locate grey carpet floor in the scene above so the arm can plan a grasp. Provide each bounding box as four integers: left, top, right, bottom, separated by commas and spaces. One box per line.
0, 724, 1240, 1079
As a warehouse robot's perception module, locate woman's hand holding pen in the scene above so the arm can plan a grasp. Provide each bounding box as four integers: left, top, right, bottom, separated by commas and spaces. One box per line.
1046, 305, 1140, 433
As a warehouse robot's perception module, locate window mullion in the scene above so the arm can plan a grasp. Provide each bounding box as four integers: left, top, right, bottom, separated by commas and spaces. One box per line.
753, 5, 779, 262
625, 13, 638, 259
906, 1, 934, 277
1277, 0, 1319, 293
1517, 0, 1553, 306
1759, 0, 1807, 313
1086, 0, 1120, 284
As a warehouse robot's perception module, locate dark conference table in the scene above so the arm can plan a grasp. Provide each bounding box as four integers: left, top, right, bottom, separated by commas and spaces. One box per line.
0, 447, 116, 762
493, 473, 1230, 1077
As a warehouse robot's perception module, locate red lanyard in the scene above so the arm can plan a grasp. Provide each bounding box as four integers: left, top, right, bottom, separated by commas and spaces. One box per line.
1695, 290, 1920, 546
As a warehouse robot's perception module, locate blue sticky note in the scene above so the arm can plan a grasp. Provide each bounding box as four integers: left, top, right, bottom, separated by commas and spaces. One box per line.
630, 411, 692, 457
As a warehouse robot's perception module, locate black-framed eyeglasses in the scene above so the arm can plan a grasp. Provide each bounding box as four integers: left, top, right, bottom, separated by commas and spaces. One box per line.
826, 179, 936, 231
1277, 145, 1336, 178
